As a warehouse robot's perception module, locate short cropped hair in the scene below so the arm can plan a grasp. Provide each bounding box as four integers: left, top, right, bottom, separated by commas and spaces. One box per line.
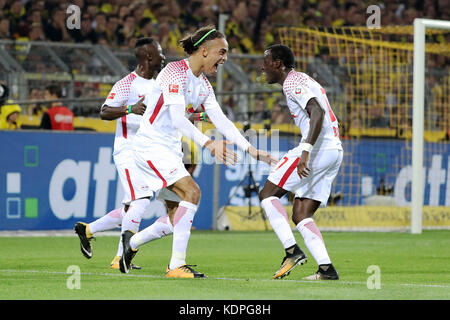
134, 37, 155, 60
135, 37, 155, 49
266, 44, 295, 69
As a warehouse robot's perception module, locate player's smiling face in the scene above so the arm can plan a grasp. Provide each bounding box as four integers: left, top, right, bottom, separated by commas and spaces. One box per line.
203, 37, 228, 76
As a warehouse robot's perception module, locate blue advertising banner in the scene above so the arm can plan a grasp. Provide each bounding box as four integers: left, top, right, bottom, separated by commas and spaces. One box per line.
1, 131, 449, 230
0, 131, 292, 231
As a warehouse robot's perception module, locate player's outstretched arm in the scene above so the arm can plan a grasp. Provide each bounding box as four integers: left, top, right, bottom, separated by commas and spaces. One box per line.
100, 96, 147, 120
204, 140, 237, 166
169, 104, 237, 166
206, 107, 278, 166
247, 146, 278, 166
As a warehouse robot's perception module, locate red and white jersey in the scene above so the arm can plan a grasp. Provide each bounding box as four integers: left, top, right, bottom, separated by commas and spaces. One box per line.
283, 70, 342, 151
133, 59, 220, 157
103, 72, 157, 156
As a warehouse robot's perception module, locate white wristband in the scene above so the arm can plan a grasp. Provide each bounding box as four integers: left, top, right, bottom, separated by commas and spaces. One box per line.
300, 142, 313, 153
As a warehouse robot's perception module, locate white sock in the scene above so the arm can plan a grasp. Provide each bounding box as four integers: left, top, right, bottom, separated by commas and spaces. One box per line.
130, 215, 173, 250
169, 201, 197, 270
115, 207, 127, 257
120, 198, 149, 234
88, 207, 124, 234
261, 196, 296, 249
296, 218, 331, 265
115, 238, 124, 257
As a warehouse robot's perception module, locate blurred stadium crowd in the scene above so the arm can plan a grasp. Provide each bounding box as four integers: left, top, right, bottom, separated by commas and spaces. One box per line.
1, 0, 448, 54
0, 0, 449, 131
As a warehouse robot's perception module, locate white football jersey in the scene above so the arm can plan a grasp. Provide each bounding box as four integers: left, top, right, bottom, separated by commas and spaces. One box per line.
103, 72, 157, 156
133, 59, 221, 157
283, 70, 342, 151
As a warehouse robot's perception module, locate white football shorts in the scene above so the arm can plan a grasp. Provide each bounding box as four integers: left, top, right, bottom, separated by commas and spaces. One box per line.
267, 146, 343, 207
114, 151, 145, 205
130, 148, 190, 200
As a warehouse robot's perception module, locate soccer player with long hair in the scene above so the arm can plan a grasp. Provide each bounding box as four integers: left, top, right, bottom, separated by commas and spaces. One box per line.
119, 25, 277, 278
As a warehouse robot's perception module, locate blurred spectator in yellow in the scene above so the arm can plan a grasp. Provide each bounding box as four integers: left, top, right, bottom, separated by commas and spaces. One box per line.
0, 103, 22, 130
99, 0, 120, 16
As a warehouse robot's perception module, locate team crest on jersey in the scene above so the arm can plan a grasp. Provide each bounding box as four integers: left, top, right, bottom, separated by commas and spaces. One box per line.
169, 84, 179, 93
107, 92, 116, 99
294, 84, 308, 98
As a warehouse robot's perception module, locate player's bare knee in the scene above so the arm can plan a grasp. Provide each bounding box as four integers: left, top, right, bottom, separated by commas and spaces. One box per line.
292, 209, 314, 225
259, 186, 273, 201
292, 207, 308, 225
185, 185, 201, 204
291, 213, 302, 226
258, 190, 267, 202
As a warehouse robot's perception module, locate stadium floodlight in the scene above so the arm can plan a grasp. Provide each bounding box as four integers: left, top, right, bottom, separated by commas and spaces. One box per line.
412, 18, 450, 234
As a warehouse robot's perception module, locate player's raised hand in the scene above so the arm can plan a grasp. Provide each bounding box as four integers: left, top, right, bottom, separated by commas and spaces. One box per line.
204, 140, 238, 166
132, 96, 147, 115
297, 151, 311, 179
247, 146, 278, 166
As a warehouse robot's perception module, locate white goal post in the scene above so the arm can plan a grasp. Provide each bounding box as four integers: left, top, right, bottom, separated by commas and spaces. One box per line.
412, 18, 450, 234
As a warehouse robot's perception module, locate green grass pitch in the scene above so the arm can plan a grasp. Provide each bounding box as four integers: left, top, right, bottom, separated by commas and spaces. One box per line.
0, 230, 449, 300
